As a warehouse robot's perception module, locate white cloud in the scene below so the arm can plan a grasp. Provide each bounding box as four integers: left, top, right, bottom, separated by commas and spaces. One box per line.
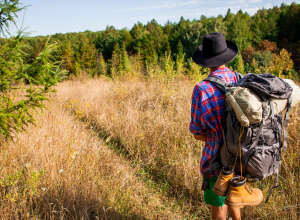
228, 0, 245, 4
248, 0, 262, 3
114, 0, 203, 13
263, 3, 272, 8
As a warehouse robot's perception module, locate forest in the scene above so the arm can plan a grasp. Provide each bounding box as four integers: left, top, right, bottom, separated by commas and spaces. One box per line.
6, 2, 300, 79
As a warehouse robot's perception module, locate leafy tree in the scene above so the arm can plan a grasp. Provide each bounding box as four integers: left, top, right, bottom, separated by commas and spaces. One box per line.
242, 45, 255, 63
0, 1, 67, 139
4, 2, 300, 78
95, 26, 119, 59
270, 48, 294, 77
251, 51, 273, 74
256, 40, 278, 53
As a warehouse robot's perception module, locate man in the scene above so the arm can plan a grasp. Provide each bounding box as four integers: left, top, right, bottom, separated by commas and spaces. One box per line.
189, 32, 241, 220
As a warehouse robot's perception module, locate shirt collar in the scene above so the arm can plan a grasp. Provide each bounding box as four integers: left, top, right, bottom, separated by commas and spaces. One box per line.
208, 66, 231, 77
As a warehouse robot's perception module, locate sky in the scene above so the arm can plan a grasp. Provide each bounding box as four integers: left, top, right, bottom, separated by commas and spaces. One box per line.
9, 0, 300, 37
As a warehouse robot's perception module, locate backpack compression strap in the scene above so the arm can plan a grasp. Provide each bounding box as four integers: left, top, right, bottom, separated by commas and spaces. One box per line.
283, 98, 292, 152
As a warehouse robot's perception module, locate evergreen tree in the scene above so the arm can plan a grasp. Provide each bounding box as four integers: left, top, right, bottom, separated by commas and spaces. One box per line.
63, 42, 74, 75
97, 52, 107, 76
0, 0, 67, 139
227, 10, 253, 52
109, 42, 120, 77
181, 21, 207, 57
251, 15, 263, 45
74, 34, 97, 76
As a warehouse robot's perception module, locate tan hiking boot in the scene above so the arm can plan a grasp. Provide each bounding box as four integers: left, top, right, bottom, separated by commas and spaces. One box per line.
225, 177, 263, 208
213, 166, 234, 196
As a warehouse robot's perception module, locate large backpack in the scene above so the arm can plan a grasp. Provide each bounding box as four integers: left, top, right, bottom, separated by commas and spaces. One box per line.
201, 72, 293, 195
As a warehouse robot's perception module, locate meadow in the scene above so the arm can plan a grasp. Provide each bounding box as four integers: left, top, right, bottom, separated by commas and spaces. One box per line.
0, 70, 299, 219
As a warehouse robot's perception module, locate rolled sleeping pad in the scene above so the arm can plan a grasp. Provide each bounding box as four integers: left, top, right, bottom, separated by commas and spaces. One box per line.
269, 98, 287, 116
283, 79, 300, 107
226, 92, 250, 127
267, 79, 300, 117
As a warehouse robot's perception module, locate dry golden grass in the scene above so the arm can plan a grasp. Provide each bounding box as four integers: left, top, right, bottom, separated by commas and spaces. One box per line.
0, 96, 191, 219
56, 76, 300, 219
1, 74, 299, 219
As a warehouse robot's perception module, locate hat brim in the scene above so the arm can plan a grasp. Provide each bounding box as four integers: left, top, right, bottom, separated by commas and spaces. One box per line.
192, 41, 238, 68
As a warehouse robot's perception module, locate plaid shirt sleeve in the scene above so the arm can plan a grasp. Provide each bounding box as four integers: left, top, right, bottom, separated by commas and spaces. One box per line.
189, 85, 209, 135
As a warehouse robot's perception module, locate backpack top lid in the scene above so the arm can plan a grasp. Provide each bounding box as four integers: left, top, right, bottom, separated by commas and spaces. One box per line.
235, 73, 293, 100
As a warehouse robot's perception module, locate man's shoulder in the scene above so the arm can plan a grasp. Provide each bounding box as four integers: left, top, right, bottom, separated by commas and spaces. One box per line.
194, 79, 214, 92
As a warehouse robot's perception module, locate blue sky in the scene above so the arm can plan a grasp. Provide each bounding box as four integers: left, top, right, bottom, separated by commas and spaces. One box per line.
10, 0, 300, 36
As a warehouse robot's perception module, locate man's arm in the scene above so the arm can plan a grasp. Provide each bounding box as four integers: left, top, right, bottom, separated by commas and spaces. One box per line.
193, 134, 206, 141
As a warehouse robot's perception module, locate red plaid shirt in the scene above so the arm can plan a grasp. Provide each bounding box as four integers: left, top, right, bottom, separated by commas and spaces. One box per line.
189, 67, 237, 178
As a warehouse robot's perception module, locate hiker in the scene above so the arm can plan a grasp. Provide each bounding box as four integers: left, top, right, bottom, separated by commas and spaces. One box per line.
189, 33, 262, 220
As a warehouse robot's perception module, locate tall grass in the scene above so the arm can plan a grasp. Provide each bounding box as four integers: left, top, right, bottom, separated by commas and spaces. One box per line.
1, 72, 299, 219
57, 75, 300, 219
0, 96, 190, 219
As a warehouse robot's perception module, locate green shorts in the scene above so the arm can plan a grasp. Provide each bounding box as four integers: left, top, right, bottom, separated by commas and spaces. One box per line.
203, 176, 226, 207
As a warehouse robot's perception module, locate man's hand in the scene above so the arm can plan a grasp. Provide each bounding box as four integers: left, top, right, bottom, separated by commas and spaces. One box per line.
193, 134, 206, 141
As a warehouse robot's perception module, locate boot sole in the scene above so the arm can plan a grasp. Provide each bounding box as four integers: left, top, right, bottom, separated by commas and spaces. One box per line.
212, 187, 227, 197
225, 197, 263, 208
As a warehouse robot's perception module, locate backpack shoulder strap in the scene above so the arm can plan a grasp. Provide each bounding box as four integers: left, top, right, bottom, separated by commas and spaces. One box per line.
204, 71, 243, 93
203, 76, 231, 93
234, 71, 244, 81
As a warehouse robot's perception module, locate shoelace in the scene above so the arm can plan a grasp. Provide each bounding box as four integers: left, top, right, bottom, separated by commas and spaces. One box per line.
245, 184, 253, 194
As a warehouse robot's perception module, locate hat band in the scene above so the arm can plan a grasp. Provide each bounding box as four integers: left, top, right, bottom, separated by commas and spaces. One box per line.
212, 47, 227, 57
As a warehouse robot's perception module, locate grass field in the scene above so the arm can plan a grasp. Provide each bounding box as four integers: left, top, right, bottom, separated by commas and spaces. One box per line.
0, 74, 299, 219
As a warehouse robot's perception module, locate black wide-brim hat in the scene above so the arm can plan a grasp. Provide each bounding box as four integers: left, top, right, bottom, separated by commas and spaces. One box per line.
192, 32, 238, 68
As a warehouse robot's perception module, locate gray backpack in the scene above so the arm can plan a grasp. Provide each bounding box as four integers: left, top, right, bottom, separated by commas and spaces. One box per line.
201, 73, 293, 198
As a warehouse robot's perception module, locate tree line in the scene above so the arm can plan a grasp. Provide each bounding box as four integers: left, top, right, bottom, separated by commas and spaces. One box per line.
4, 2, 300, 79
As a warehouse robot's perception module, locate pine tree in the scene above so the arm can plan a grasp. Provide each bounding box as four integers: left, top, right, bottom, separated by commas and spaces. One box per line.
109, 42, 120, 77
63, 42, 74, 75
227, 10, 253, 52
97, 52, 107, 76
0, 1, 67, 139
251, 15, 263, 45
74, 34, 97, 76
